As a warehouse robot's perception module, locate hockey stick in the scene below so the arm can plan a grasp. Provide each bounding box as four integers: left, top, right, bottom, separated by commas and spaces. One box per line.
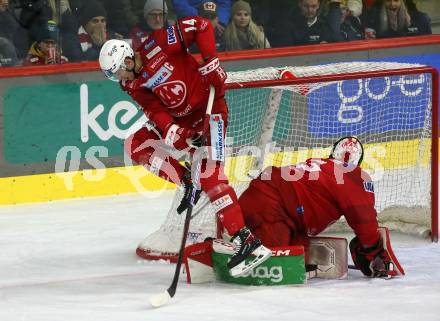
149, 86, 216, 308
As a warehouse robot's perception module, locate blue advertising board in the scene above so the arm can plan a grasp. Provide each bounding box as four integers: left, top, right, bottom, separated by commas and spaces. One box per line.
303, 53, 439, 137
307, 73, 431, 137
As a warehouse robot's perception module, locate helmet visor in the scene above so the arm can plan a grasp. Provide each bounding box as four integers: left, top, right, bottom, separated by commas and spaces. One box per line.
103, 60, 131, 82
103, 68, 120, 82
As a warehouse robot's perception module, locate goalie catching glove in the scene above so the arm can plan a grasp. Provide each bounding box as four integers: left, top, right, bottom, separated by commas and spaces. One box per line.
163, 124, 202, 151
349, 228, 404, 278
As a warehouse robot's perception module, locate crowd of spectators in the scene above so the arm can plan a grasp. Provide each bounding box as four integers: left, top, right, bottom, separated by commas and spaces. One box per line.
0, 0, 434, 67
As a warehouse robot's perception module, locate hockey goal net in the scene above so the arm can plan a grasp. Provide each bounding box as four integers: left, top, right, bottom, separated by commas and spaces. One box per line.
137, 61, 439, 262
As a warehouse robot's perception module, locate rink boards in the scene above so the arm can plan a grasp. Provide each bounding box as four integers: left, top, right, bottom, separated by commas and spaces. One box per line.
0, 138, 433, 205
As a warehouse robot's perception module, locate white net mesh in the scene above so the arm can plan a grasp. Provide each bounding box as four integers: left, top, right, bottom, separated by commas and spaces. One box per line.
138, 62, 436, 259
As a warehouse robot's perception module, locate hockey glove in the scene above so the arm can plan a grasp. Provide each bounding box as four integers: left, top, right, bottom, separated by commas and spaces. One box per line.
349, 236, 392, 278
163, 124, 201, 151
198, 56, 227, 91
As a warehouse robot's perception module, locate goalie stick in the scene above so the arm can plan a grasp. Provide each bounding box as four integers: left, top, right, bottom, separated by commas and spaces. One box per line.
149, 86, 216, 308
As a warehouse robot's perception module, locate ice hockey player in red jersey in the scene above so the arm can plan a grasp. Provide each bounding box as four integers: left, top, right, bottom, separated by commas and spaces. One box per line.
98, 16, 270, 277
239, 136, 404, 278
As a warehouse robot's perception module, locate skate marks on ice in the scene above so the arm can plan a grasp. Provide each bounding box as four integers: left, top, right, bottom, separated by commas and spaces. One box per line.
0, 193, 439, 321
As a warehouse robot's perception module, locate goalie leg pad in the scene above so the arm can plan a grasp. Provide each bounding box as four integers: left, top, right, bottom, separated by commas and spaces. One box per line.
184, 239, 306, 285
184, 240, 216, 284
213, 240, 306, 285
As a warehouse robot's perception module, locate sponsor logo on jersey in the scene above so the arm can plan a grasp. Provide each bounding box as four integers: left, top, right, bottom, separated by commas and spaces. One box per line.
173, 104, 193, 117
144, 39, 156, 51
146, 51, 167, 73
146, 46, 162, 59
212, 194, 233, 212
152, 80, 187, 108
363, 181, 374, 193
167, 26, 177, 44
235, 266, 283, 283
143, 66, 172, 89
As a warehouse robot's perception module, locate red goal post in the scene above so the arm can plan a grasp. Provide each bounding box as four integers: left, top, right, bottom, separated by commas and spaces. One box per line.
137, 62, 439, 263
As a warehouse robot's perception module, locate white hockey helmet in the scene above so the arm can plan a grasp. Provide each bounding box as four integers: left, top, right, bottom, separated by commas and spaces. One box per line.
330, 136, 364, 166
99, 39, 134, 81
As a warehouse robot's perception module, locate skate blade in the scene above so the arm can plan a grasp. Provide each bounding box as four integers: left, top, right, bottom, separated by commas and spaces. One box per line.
229, 246, 272, 277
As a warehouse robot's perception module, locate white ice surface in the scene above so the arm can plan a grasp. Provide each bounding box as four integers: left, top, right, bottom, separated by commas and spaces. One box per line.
0, 191, 439, 321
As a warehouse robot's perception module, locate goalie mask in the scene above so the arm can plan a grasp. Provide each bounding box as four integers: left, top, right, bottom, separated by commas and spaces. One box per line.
99, 39, 134, 82
330, 136, 364, 166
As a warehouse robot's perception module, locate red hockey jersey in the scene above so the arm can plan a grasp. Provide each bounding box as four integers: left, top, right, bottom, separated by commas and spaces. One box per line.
246, 158, 380, 246
120, 16, 225, 135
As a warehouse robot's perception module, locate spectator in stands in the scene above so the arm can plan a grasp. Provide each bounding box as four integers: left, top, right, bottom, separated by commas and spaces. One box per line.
172, 0, 231, 36
11, 0, 78, 58
325, 0, 364, 42
0, 0, 26, 60
23, 20, 68, 65
347, 0, 363, 17
197, 1, 223, 51
256, 0, 295, 48
7, 0, 44, 59
404, 0, 432, 35
63, 0, 122, 61
366, 0, 431, 39
130, 0, 176, 26
270, 0, 333, 47
15, 0, 53, 31
363, 0, 375, 9
223, 0, 270, 51
322, 0, 363, 17
100, 0, 137, 37
0, 37, 19, 66
67, 0, 86, 18
130, 0, 170, 50
0, 0, 18, 42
